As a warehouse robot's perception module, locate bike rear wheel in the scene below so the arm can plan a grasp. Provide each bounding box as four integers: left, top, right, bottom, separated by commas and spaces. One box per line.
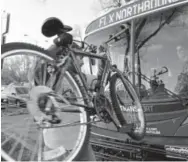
110, 73, 145, 140
1, 42, 90, 161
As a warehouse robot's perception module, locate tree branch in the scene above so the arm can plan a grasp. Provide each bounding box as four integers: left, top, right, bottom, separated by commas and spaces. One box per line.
159, 13, 163, 25
125, 29, 130, 56
113, 0, 122, 7
101, 4, 119, 10
135, 18, 147, 40
136, 10, 176, 52
99, 0, 122, 10
123, 29, 130, 72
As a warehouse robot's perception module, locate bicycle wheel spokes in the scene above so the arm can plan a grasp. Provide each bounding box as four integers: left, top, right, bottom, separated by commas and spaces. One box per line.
30, 141, 38, 161
2, 47, 88, 161
1, 116, 38, 161
17, 119, 32, 161
116, 78, 139, 125
38, 128, 44, 161
2, 112, 80, 161
116, 79, 135, 103
42, 63, 47, 85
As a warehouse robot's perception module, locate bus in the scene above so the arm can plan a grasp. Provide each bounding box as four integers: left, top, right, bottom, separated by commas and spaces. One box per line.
83, 0, 188, 158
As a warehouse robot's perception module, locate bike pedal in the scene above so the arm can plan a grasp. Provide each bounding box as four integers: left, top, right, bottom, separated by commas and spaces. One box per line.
118, 124, 134, 133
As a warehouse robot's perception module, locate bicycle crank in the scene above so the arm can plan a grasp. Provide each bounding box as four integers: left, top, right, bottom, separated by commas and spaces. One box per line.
27, 86, 63, 125
94, 94, 121, 128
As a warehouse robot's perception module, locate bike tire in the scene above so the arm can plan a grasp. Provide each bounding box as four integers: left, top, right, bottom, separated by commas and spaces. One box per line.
110, 72, 145, 140
1, 42, 90, 161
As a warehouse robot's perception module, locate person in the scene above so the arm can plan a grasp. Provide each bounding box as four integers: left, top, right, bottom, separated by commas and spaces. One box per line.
176, 45, 188, 72
175, 45, 188, 96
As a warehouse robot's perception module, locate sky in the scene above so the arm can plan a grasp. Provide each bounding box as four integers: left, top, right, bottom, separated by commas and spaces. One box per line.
2, 0, 102, 48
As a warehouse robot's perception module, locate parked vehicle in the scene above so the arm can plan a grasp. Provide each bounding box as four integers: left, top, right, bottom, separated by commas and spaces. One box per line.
1, 90, 8, 109
84, 0, 188, 160
1, 85, 29, 107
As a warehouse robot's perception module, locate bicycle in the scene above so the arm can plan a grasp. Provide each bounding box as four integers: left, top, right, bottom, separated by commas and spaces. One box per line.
1, 18, 145, 161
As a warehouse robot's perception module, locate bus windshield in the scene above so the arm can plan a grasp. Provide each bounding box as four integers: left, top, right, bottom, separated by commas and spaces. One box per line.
109, 6, 188, 96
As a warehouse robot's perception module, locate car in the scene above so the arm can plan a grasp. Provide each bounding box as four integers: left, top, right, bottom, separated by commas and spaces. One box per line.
1, 85, 7, 92
1, 85, 30, 108
1, 90, 9, 109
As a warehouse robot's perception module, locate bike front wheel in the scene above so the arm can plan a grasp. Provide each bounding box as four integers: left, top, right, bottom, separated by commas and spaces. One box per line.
110, 72, 145, 140
1, 42, 90, 161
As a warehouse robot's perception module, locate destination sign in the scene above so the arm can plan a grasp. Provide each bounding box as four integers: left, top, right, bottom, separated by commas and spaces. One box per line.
85, 0, 187, 35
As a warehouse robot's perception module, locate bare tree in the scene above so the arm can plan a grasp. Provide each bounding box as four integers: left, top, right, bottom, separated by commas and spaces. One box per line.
1, 55, 33, 85
136, 11, 176, 52
98, 0, 123, 10
123, 9, 178, 73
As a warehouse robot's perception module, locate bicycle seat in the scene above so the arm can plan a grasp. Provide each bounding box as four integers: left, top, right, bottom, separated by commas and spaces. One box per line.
42, 17, 72, 37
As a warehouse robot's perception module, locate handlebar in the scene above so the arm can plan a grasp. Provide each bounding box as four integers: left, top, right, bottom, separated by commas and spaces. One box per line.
52, 23, 129, 53
73, 39, 90, 48
72, 23, 129, 50
50, 23, 129, 58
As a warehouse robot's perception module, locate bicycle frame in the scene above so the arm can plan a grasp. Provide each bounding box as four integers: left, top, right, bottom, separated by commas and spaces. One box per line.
53, 25, 129, 111
70, 48, 112, 93
49, 45, 116, 113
